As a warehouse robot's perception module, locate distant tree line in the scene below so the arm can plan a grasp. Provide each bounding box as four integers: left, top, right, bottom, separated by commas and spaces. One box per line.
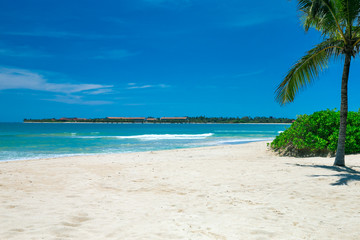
23, 118, 109, 123
24, 116, 294, 124
187, 116, 293, 123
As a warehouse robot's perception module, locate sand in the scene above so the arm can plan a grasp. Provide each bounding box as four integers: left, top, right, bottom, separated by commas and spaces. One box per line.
1, 142, 360, 240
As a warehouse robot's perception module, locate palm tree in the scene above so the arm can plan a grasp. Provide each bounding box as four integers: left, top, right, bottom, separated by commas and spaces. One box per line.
275, 0, 360, 166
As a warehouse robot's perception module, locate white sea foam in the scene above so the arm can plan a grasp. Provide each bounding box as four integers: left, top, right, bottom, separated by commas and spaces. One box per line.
0, 152, 103, 162
115, 133, 214, 140
214, 130, 277, 133
198, 137, 274, 146
76, 133, 214, 140
218, 138, 274, 144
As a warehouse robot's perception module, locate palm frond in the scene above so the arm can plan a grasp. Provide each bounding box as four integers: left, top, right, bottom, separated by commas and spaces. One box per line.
350, 27, 360, 56
275, 39, 343, 105
352, 25, 360, 36
353, 36, 360, 55
337, 0, 360, 28
299, 0, 347, 40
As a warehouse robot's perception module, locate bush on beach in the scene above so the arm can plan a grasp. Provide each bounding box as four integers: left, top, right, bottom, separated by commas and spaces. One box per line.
270, 110, 360, 157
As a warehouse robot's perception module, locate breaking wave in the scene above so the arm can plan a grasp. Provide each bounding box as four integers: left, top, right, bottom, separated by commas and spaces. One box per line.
115, 133, 214, 140
77, 133, 214, 141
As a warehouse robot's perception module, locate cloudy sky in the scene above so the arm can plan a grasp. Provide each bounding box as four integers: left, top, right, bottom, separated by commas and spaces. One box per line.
1, 0, 360, 121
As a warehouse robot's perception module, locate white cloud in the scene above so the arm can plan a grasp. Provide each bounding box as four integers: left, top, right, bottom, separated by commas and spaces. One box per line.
84, 88, 113, 95
127, 85, 153, 89
45, 95, 113, 105
126, 83, 170, 89
158, 84, 170, 88
0, 67, 113, 94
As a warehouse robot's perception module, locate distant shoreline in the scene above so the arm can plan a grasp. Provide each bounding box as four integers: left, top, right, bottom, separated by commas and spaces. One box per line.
23, 116, 294, 124
22, 122, 291, 125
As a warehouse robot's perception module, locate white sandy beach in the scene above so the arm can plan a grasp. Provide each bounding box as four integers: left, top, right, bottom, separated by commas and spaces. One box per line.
1, 142, 360, 240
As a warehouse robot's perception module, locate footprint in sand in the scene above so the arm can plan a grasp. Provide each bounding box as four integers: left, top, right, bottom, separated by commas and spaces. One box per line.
60, 212, 91, 229
61, 222, 81, 228
10, 228, 25, 232
251, 229, 275, 238
71, 213, 91, 223
5, 205, 17, 209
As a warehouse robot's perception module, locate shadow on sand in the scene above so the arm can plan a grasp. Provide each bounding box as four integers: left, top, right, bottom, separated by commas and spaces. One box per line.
291, 164, 360, 186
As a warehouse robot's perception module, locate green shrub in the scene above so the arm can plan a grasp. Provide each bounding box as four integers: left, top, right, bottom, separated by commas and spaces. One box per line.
270, 109, 360, 157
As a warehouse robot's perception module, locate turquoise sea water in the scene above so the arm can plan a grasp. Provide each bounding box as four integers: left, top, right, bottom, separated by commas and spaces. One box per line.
0, 123, 289, 161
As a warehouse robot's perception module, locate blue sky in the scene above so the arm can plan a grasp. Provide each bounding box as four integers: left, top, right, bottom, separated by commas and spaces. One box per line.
1, 0, 360, 122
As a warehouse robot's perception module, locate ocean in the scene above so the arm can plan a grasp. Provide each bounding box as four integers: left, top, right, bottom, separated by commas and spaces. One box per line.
0, 123, 288, 161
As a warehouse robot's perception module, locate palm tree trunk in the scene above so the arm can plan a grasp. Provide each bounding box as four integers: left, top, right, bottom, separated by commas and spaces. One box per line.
334, 53, 352, 166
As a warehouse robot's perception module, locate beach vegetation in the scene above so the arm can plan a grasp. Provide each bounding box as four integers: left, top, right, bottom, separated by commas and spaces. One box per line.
275, 0, 360, 166
270, 110, 360, 157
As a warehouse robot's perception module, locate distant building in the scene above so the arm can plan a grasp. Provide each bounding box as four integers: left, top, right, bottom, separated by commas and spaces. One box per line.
146, 118, 158, 121
106, 117, 146, 122
106, 117, 121, 120
160, 117, 188, 120
160, 117, 188, 123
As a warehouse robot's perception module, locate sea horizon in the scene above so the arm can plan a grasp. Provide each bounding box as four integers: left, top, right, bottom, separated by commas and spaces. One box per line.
20, 122, 291, 125
0, 122, 288, 162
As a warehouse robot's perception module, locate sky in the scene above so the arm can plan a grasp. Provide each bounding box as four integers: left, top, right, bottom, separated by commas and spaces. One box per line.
1, 0, 360, 122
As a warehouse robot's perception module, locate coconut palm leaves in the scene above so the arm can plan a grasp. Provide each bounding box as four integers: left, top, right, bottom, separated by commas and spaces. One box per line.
276, 0, 360, 105
275, 39, 343, 104
300, 0, 345, 38
276, 0, 360, 166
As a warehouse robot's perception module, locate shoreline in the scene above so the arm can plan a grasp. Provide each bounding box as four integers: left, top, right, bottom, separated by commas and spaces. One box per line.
21, 122, 291, 125
1, 142, 360, 239
0, 139, 273, 163
0, 143, 228, 164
